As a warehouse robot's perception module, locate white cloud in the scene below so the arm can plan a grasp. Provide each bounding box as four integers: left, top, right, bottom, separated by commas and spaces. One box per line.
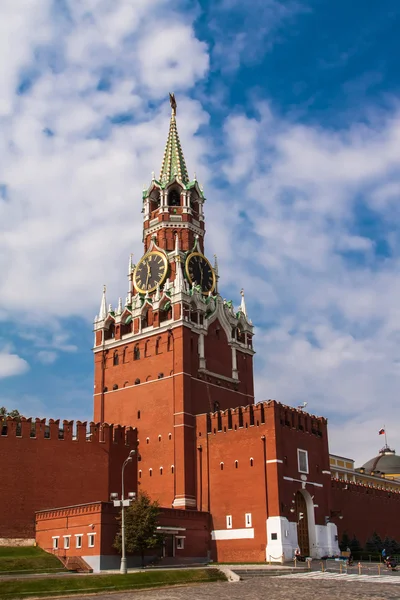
36, 350, 58, 365
209, 0, 306, 73
1, 1, 400, 469
0, 0, 52, 116
206, 101, 400, 465
0, 347, 29, 378
0, 1, 209, 323
137, 24, 209, 95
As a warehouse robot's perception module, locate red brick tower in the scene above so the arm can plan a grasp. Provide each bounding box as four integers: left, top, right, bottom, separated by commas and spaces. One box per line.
93, 94, 255, 509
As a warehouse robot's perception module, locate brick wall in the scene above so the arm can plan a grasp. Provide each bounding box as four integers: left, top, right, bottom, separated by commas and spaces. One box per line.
36, 502, 210, 561
0, 419, 136, 539
94, 320, 254, 508
196, 401, 331, 562
331, 479, 400, 547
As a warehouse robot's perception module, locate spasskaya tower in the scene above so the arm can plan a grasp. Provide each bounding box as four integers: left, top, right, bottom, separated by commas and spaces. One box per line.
93, 94, 255, 509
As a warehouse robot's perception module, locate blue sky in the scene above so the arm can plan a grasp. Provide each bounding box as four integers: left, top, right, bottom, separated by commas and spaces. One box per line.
1, 0, 400, 464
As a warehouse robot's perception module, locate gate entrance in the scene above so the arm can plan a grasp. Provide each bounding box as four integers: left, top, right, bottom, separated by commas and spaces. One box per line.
295, 491, 310, 556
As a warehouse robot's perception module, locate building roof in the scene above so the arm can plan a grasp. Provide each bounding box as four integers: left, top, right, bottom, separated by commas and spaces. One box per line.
361, 446, 400, 475
159, 94, 189, 185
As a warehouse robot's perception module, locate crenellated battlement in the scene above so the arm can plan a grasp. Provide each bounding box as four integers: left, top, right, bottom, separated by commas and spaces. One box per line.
196, 400, 326, 437
0, 417, 136, 446
276, 401, 326, 435
332, 478, 400, 497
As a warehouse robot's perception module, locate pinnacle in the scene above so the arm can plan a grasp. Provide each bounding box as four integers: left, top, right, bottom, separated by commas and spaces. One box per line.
98, 285, 107, 321
159, 94, 189, 185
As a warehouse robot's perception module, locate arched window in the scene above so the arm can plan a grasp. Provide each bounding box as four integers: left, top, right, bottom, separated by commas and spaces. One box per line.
155, 337, 161, 355
167, 332, 173, 352
235, 460, 238, 469
123, 347, 128, 363
146, 437, 150, 444
149, 468, 152, 477
139, 470, 142, 479
250, 458, 254, 467
104, 323, 115, 341
160, 467, 163, 475
137, 410, 141, 419
158, 435, 161, 442
171, 465, 174, 474
220, 462, 224, 471
145, 340, 150, 358
113, 351, 119, 366
168, 433, 172, 440
134, 345, 140, 360
168, 189, 180, 207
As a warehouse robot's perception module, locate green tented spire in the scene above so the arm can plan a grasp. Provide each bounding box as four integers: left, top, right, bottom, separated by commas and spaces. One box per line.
159, 93, 189, 185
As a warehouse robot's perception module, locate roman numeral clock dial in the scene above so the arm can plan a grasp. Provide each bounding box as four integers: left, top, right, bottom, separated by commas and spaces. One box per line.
133, 251, 168, 293
185, 252, 216, 294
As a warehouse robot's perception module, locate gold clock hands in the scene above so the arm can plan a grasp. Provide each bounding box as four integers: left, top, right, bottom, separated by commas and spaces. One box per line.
145, 260, 151, 289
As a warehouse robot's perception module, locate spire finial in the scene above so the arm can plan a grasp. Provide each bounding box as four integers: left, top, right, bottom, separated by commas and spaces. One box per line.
99, 285, 107, 320
169, 92, 177, 116
159, 94, 189, 185
240, 288, 247, 317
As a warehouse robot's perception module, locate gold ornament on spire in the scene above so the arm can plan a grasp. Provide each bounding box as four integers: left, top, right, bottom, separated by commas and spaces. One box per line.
169, 92, 177, 115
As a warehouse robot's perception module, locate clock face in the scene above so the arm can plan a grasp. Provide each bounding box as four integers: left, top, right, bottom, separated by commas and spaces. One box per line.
185, 252, 216, 294
134, 251, 168, 293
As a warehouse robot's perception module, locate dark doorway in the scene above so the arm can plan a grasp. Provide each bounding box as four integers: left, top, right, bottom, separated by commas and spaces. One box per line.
295, 491, 310, 556
163, 535, 174, 558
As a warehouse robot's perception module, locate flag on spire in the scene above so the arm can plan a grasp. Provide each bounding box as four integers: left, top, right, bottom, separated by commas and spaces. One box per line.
379, 428, 385, 435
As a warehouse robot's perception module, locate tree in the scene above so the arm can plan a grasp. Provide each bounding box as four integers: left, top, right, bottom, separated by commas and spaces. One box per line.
339, 532, 351, 552
365, 532, 383, 555
0, 407, 20, 418
382, 536, 397, 555
114, 491, 162, 567
349, 535, 363, 554
0, 407, 21, 433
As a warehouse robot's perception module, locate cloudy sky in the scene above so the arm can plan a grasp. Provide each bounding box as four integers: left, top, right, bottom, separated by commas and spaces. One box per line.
1, 0, 400, 465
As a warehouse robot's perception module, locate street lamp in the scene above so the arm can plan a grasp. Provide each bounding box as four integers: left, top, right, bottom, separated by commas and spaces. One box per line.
111, 449, 136, 574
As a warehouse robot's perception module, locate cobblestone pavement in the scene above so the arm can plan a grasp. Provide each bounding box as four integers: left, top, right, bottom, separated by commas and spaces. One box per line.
69, 574, 400, 600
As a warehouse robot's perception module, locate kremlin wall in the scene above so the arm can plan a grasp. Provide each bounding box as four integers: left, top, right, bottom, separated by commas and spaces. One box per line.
2, 96, 400, 569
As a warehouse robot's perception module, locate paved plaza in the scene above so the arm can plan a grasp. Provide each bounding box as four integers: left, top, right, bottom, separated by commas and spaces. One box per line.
68, 572, 400, 600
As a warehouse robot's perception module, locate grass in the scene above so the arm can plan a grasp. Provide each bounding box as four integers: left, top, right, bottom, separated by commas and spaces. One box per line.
0, 568, 226, 598
0, 547, 66, 575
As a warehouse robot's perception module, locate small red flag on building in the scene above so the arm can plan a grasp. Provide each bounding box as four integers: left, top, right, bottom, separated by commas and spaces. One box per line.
379, 428, 385, 435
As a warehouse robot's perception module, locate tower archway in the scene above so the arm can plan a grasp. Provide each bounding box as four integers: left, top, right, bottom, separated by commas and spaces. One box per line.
295, 489, 317, 557
295, 491, 309, 555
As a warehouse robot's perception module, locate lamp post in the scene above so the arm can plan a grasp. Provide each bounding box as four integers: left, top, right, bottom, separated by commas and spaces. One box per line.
111, 449, 136, 574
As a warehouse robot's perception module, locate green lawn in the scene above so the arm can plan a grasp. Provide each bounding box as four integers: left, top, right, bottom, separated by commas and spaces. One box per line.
0, 568, 226, 598
0, 546, 66, 575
